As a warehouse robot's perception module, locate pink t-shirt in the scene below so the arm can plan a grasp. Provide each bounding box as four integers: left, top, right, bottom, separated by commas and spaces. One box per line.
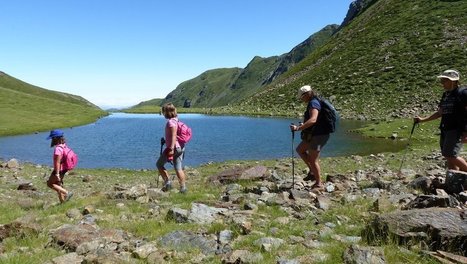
165, 118, 180, 149
53, 143, 66, 171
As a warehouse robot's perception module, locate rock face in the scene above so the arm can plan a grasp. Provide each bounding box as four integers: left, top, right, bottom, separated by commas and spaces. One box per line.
365, 208, 467, 255
340, 0, 377, 29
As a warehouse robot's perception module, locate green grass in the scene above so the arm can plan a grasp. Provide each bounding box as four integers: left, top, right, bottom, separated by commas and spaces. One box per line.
0, 73, 107, 136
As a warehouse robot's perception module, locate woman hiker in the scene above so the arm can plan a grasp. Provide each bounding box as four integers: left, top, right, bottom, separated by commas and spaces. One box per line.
414, 69, 467, 172
46, 129, 73, 203
156, 103, 187, 193
290, 85, 332, 189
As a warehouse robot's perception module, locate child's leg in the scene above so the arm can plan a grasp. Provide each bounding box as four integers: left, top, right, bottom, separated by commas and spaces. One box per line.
47, 172, 68, 202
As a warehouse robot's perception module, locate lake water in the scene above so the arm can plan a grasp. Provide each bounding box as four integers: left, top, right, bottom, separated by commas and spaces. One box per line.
0, 113, 404, 169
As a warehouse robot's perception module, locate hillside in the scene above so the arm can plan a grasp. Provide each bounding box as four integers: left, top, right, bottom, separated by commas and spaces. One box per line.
0, 72, 107, 136
241, 0, 467, 119
163, 68, 243, 108
126, 24, 338, 111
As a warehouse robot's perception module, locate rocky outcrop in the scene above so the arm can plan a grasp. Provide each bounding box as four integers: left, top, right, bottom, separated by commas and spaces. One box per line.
339, 0, 378, 29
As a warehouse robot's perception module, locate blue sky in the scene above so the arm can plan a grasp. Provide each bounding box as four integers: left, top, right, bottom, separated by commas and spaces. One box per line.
1, 0, 353, 108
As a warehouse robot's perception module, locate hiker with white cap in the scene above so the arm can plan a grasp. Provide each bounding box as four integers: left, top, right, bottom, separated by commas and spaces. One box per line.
290, 85, 333, 189
414, 69, 467, 171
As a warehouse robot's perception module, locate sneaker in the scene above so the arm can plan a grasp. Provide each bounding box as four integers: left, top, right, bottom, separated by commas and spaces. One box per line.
65, 191, 73, 202
161, 181, 172, 192
179, 186, 187, 194
303, 171, 314, 181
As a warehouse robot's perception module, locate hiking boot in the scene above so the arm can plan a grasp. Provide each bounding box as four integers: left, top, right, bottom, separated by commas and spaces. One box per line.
65, 191, 73, 202
161, 181, 172, 192
179, 185, 187, 194
303, 171, 314, 181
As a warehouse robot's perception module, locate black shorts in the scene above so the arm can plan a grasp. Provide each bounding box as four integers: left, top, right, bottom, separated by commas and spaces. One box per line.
440, 129, 463, 157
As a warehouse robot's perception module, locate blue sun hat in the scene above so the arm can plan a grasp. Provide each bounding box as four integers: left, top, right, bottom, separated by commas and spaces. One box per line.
46, 129, 64, 139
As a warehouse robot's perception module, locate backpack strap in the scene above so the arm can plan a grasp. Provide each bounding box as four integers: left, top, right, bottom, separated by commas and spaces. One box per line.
455, 87, 467, 132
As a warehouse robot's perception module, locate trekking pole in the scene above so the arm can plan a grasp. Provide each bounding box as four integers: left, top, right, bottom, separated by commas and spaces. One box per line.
158, 137, 165, 187
291, 123, 295, 189
398, 121, 417, 177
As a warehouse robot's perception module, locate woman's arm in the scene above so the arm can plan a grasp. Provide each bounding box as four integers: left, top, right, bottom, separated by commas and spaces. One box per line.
168, 124, 177, 155
298, 108, 319, 131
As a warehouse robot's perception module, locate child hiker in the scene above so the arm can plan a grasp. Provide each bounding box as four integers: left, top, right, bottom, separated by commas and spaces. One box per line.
156, 103, 187, 193
46, 129, 73, 203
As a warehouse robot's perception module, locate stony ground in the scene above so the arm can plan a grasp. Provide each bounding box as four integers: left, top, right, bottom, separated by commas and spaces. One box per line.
1, 123, 467, 264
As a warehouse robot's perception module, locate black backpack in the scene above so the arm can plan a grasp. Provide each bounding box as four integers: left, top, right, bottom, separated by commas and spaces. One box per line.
318, 97, 339, 133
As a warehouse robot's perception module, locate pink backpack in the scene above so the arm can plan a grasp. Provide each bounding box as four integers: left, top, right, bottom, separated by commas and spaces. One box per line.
177, 120, 192, 146
60, 145, 78, 170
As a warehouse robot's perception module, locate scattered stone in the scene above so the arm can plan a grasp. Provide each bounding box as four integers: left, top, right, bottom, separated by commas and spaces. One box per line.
51, 252, 84, 264
133, 241, 158, 259
159, 230, 217, 256
218, 230, 233, 245
254, 237, 284, 251
66, 209, 82, 219
409, 176, 432, 193
82, 175, 93, 182
17, 182, 36, 191
223, 249, 263, 264
6, 159, 19, 169
82, 205, 95, 215
167, 208, 189, 223
343, 244, 386, 264
188, 203, 228, 224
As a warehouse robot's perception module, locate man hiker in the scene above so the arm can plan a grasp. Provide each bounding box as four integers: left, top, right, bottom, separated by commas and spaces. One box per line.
414, 69, 467, 172
290, 85, 335, 189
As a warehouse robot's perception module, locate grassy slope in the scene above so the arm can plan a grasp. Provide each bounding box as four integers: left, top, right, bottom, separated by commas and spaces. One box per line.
0, 72, 107, 136
164, 68, 242, 107
125, 25, 338, 113
240, 0, 467, 119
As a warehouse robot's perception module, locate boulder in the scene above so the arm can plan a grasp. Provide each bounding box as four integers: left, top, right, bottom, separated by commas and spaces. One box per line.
445, 170, 467, 194
404, 195, 460, 209
209, 165, 268, 183
159, 230, 217, 256
365, 208, 467, 255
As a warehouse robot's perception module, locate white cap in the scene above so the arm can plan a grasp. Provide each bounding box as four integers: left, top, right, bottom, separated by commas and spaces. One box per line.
437, 69, 460, 81
297, 85, 312, 99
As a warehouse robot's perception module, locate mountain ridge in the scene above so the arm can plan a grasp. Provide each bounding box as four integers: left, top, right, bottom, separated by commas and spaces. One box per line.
129, 0, 467, 121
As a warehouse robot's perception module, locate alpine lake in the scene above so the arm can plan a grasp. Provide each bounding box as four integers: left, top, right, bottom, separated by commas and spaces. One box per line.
0, 113, 404, 169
